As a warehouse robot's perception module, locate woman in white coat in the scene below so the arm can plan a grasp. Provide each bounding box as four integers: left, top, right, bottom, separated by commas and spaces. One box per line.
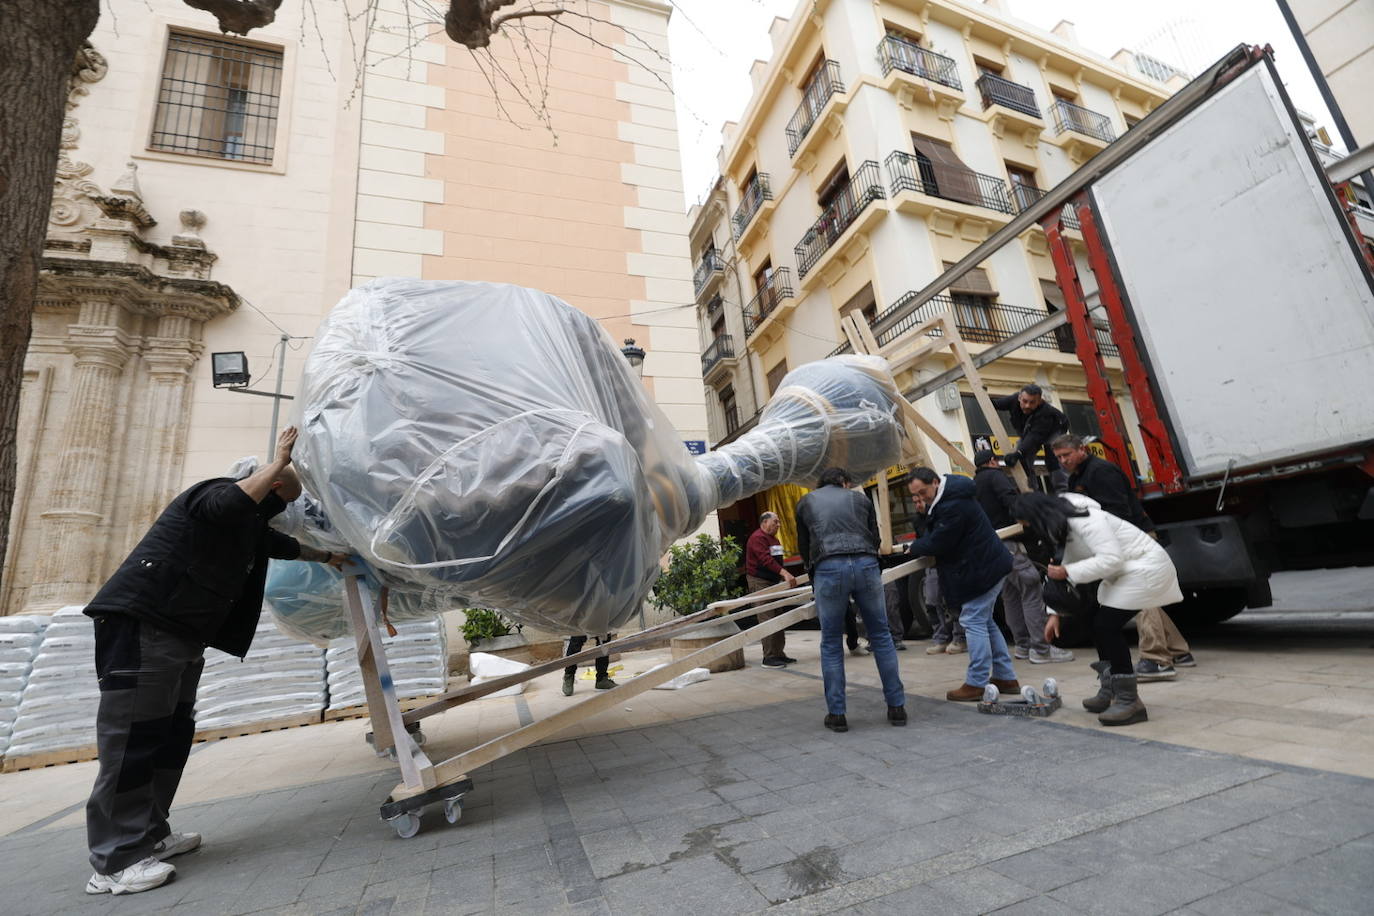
1012, 491, 1182, 726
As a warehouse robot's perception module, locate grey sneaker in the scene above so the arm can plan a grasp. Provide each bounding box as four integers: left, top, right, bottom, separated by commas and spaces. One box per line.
1172, 653, 1197, 667
1013, 646, 1031, 660
1135, 659, 1177, 681
153, 832, 201, 860
1029, 646, 1075, 664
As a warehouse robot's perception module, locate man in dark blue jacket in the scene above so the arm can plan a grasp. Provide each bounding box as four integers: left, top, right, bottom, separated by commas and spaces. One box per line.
795, 467, 906, 733
907, 467, 1021, 701
82, 427, 345, 896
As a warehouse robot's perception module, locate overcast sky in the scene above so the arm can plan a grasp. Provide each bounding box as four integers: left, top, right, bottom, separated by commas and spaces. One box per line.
666, 0, 1339, 208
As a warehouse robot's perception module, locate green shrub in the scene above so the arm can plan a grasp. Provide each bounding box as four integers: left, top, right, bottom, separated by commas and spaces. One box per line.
650, 534, 744, 617
460, 608, 514, 645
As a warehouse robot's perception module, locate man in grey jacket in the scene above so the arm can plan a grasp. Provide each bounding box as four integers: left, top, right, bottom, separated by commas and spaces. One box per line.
795, 467, 906, 732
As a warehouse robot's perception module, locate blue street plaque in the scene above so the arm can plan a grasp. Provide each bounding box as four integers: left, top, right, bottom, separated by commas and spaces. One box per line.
683, 440, 707, 455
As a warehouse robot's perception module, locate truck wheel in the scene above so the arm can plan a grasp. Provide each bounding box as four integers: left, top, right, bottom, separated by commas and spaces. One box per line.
903, 572, 933, 639
1170, 587, 1248, 629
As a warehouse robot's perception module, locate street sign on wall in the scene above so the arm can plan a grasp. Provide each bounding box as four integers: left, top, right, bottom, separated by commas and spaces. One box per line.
683, 440, 707, 455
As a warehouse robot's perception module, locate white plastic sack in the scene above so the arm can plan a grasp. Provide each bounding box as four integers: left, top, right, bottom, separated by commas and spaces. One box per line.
466, 651, 530, 698
0, 616, 46, 634
643, 664, 712, 691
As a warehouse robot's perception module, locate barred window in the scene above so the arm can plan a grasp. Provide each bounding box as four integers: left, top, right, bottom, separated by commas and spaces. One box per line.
149, 30, 283, 165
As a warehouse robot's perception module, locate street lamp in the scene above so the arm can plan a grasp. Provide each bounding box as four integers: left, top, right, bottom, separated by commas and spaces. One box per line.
620, 338, 646, 377
211, 334, 295, 455
210, 351, 250, 387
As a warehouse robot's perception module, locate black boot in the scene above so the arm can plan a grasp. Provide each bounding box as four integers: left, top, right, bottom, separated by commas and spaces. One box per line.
887, 705, 907, 726
1082, 661, 1112, 714
1098, 674, 1148, 726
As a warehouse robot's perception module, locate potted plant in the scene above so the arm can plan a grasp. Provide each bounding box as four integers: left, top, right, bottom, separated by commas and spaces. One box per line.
651, 534, 747, 672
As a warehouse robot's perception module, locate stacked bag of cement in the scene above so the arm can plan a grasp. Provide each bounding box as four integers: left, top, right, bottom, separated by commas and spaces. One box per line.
326, 619, 447, 711
194, 615, 326, 731
0, 615, 50, 757
6, 607, 98, 758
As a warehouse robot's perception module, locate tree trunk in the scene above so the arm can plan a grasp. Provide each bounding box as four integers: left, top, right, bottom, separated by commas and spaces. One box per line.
0, 1, 101, 591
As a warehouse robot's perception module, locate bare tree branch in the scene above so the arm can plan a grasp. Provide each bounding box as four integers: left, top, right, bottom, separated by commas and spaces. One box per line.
492, 7, 564, 29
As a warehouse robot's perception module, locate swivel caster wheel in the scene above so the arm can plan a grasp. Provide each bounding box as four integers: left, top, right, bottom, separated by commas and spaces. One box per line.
443, 797, 464, 824
411, 729, 427, 747
1042, 677, 1059, 699
387, 812, 421, 839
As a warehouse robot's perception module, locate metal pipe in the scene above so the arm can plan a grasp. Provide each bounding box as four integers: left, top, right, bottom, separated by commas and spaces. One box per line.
1273, 0, 1374, 200
268, 333, 288, 455
872, 44, 1258, 343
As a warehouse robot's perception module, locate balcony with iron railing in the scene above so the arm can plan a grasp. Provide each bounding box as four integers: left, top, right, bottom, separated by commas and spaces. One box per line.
829, 294, 1118, 359
786, 61, 845, 158
732, 172, 774, 243
976, 72, 1039, 118
794, 161, 886, 281
1048, 98, 1116, 162
701, 334, 736, 378
1050, 99, 1115, 144
878, 35, 962, 92
692, 249, 725, 298
1009, 182, 1081, 231
886, 151, 1014, 218
742, 267, 795, 338
974, 72, 1043, 143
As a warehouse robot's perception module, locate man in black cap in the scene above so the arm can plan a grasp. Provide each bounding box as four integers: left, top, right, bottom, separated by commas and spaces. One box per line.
971, 449, 1073, 665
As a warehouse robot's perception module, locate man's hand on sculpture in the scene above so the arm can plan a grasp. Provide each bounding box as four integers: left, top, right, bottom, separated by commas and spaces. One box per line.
275, 426, 298, 464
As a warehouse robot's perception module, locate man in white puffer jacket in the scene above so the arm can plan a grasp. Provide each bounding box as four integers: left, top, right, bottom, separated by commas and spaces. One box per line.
1016, 492, 1182, 726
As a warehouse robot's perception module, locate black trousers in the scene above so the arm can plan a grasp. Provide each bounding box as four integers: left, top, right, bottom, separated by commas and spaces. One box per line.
1091, 601, 1138, 675
86, 615, 204, 873
563, 635, 609, 679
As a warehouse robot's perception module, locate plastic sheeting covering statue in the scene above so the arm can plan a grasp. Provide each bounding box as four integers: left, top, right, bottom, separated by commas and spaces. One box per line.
272, 278, 904, 640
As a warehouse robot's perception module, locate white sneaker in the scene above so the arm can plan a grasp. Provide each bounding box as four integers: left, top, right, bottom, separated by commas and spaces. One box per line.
1029, 646, 1075, 664
86, 856, 176, 895
154, 831, 202, 860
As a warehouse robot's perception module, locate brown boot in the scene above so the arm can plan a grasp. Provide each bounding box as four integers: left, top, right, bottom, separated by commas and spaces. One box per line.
991, 678, 1021, 693
946, 683, 983, 701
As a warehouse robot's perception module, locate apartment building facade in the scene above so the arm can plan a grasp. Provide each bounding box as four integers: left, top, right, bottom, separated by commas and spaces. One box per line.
688, 0, 1177, 545
7, 0, 704, 616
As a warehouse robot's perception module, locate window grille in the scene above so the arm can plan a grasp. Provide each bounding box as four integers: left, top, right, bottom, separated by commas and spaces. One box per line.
150, 31, 283, 164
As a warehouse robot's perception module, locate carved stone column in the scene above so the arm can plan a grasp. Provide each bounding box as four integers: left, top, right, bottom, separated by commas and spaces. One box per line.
134, 313, 201, 532
23, 300, 133, 612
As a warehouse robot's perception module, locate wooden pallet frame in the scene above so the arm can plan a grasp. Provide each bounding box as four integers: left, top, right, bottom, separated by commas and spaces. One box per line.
838, 310, 1029, 549
346, 521, 1023, 824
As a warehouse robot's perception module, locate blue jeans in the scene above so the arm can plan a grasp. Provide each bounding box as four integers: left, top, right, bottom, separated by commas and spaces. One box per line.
959, 576, 1017, 686
814, 555, 906, 715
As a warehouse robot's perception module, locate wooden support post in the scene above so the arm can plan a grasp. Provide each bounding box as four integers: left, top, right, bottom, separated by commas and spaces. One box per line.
895, 393, 975, 473
941, 314, 1031, 492
343, 572, 436, 790
875, 472, 893, 554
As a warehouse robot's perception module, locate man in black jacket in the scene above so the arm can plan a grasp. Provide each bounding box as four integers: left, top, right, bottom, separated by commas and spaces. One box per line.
795, 468, 906, 733
1051, 434, 1196, 681
972, 450, 1073, 665
992, 384, 1069, 489
907, 467, 1020, 701
82, 427, 345, 896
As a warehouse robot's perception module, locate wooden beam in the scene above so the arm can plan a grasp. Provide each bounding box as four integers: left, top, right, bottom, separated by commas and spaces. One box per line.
940, 315, 1031, 492
389, 601, 818, 801
875, 472, 893, 554
895, 392, 975, 473
401, 586, 814, 725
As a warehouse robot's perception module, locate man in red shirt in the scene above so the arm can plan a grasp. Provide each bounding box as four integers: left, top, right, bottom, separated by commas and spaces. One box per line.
745, 512, 799, 668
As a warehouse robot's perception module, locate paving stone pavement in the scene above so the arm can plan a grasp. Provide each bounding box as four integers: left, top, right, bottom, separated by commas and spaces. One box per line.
2, 681, 1372, 916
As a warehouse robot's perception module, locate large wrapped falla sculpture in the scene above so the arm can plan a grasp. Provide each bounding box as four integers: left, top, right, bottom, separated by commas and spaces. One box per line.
266, 278, 905, 640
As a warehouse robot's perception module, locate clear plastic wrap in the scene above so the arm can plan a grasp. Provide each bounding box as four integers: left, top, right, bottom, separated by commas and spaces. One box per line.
282, 279, 904, 638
